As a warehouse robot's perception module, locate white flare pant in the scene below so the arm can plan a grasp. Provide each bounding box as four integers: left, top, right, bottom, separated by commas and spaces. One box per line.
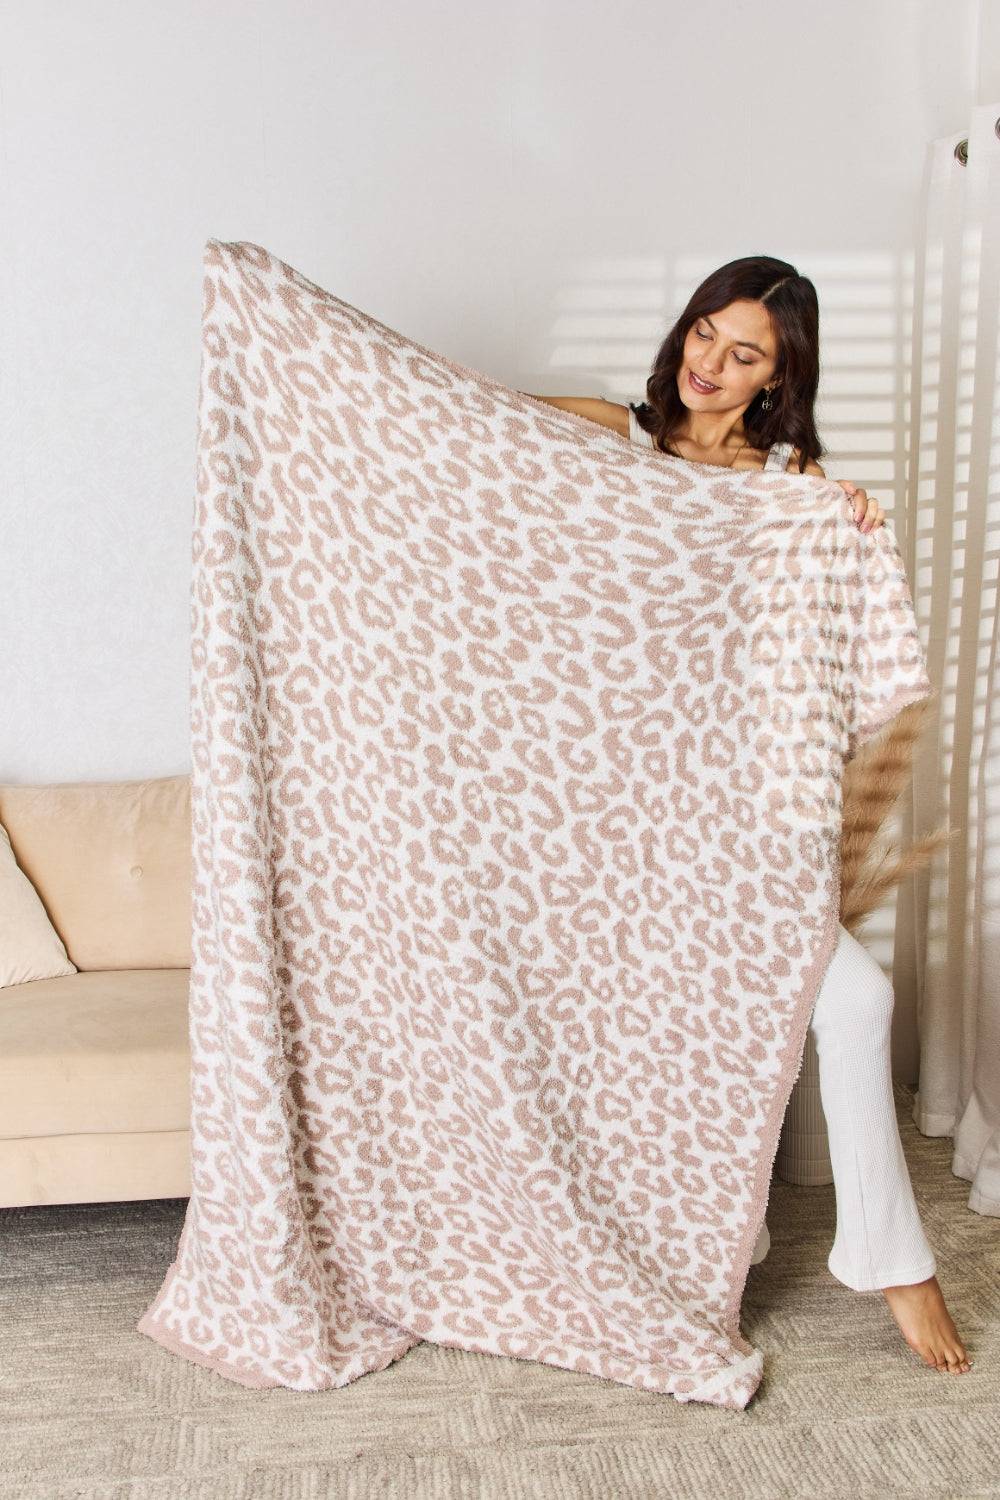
808, 925, 936, 1292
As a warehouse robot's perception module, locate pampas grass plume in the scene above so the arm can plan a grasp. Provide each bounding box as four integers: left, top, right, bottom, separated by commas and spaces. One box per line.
839, 701, 947, 934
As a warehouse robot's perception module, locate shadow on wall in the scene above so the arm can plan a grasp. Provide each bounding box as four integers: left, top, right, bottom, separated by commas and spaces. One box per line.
538, 249, 918, 975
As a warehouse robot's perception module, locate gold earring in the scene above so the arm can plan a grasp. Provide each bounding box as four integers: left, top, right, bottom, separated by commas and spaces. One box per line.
760, 388, 774, 412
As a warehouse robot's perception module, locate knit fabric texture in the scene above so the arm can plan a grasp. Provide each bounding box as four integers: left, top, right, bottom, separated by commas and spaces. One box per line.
139, 241, 929, 1409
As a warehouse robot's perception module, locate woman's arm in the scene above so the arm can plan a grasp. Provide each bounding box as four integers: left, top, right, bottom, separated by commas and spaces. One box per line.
528, 395, 631, 439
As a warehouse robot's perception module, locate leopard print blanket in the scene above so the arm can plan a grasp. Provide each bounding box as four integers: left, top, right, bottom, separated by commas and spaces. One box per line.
139, 241, 928, 1408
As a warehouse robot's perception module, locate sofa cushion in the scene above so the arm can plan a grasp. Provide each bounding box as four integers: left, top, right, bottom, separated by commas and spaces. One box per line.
0, 1129, 191, 1208
0, 823, 76, 987
0, 968, 190, 1137
0, 776, 191, 970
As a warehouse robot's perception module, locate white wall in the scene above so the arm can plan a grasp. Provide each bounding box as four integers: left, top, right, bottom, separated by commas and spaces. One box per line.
0, 0, 983, 785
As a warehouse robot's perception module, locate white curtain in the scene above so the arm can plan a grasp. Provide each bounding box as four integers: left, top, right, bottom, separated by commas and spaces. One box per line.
895, 104, 1000, 1217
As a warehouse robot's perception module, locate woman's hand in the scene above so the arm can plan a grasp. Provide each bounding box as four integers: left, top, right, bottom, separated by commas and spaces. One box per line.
837, 481, 885, 533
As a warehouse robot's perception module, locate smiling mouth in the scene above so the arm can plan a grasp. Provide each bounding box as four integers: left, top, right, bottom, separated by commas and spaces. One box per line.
689, 371, 721, 394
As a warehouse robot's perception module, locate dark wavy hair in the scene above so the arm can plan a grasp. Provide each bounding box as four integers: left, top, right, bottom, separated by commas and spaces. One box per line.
632, 255, 822, 470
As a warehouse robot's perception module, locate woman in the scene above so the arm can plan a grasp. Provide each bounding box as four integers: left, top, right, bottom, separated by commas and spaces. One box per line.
535, 255, 971, 1376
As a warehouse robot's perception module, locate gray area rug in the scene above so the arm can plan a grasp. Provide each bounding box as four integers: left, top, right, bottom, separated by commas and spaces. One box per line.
2, 1093, 998, 1500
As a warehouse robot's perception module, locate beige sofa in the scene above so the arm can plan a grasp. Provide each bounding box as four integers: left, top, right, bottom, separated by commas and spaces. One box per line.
0, 776, 192, 1207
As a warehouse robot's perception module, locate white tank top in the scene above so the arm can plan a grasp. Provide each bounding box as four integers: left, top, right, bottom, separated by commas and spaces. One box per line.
628, 406, 793, 471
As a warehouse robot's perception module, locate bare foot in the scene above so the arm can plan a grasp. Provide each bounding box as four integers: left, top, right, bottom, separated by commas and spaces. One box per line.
882, 1276, 972, 1373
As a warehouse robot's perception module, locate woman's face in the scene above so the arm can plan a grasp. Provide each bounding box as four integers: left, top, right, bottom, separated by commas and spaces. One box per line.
677, 299, 780, 416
